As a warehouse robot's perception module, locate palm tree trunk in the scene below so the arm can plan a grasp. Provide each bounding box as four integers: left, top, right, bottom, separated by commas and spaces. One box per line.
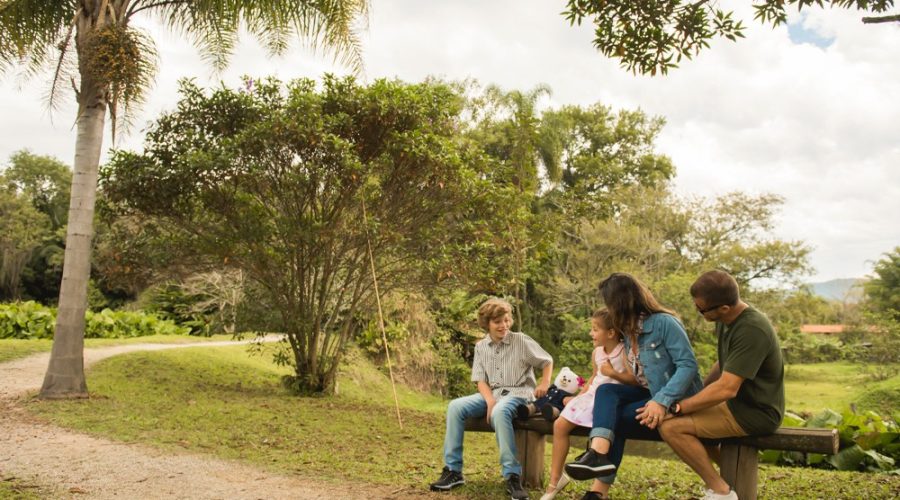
39, 71, 107, 399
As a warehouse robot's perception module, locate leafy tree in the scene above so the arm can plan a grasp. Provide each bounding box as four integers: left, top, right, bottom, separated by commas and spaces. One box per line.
2, 150, 72, 229
562, 0, 899, 75
0, 185, 50, 300
684, 192, 812, 285
865, 247, 900, 319
541, 104, 675, 219
1, 151, 71, 303
0, 0, 369, 398
544, 185, 813, 368
102, 77, 495, 395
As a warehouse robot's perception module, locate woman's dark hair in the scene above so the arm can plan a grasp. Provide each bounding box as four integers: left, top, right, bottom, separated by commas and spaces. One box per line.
598, 273, 675, 337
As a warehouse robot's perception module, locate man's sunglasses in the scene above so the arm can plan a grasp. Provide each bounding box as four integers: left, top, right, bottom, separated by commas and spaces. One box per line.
696, 303, 726, 314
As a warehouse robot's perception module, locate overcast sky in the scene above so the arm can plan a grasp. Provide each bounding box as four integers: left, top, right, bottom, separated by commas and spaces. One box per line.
1, 1, 898, 284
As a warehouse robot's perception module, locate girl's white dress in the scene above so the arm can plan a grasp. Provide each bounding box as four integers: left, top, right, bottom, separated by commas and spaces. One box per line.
559, 342, 626, 428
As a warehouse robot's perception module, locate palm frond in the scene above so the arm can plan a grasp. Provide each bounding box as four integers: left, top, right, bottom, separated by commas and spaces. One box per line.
133, 0, 368, 75
0, 0, 78, 77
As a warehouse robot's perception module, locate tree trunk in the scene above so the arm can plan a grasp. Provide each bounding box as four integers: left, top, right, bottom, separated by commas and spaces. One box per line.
39, 50, 107, 399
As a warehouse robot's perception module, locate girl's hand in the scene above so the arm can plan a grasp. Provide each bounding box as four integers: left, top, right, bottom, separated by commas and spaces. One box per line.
562, 396, 573, 406
599, 360, 616, 377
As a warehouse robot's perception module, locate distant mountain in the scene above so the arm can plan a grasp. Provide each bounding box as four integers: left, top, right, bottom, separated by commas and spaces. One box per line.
806, 278, 867, 303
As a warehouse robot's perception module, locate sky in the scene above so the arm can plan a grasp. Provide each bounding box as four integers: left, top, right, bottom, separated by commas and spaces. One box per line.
1, 1, 898, 284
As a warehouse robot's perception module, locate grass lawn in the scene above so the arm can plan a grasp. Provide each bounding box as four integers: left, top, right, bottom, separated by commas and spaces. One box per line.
26, 347, 900, 499
784, 362, 900, 415
0, 334, 235, 363
0, 476, 51, 499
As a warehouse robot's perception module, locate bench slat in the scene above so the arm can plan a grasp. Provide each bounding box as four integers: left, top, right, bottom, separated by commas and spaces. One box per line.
463, 418, 839, 454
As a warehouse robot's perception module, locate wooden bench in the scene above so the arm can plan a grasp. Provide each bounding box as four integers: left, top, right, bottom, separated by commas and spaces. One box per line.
464, 418, 839, 500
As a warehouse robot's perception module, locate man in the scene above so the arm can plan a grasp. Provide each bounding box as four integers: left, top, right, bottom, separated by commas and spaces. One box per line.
659, 270, 785, 500
429, 297, 553, 500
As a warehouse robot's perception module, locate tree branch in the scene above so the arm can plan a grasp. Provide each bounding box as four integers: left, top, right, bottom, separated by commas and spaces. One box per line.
862, 14, 900, 24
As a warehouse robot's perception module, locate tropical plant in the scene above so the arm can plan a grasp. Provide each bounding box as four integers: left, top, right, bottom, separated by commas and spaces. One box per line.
761, 408, 900, 473
0, 0, 369, 398
0, 300, 188, 339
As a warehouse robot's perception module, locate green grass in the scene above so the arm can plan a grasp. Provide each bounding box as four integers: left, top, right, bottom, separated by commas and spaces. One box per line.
25, 347, 900, 499
784, 362, 900, 414
0, 476, 50, 499
0, 334, 234, 363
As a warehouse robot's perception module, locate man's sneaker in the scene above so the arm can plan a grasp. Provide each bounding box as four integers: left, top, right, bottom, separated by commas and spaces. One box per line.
429, 466, 465, 491
702, 488, 738, 500
505, 473, 529, 500
564, 449, 616, 480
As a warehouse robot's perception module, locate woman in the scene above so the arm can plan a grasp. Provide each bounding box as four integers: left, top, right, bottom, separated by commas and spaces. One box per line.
565, 273, 703, 500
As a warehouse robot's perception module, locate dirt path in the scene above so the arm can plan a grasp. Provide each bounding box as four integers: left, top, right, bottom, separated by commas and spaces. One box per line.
0, 339, 433, 499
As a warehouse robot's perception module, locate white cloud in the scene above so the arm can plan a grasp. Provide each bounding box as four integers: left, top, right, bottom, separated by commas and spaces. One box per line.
1, 0, 897, 282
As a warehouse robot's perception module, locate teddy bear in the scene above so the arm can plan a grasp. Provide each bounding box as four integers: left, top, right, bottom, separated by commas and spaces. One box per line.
515, 366, 582, 422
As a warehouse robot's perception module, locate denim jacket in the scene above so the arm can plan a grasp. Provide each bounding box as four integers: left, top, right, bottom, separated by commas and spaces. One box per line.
625, 313, 703, 408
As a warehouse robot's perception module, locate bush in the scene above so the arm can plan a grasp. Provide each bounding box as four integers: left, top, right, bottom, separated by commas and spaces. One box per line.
0, 301, 54, 339
0, 301, 189, 339
761, 408, 900, 473
85, 308, 189, 338
139, 284, 212, 336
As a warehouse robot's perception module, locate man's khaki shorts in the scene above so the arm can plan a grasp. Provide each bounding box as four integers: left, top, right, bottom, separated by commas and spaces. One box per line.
689, 401, 748, 439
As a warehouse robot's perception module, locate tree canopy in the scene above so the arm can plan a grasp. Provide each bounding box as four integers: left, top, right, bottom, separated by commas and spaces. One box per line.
563, 0, 899, 75
865, 247, 900, 319
102, 76, 497, 394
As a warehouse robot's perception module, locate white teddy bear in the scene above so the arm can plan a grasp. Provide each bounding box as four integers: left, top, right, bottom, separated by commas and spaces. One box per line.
515, 366, 582, 421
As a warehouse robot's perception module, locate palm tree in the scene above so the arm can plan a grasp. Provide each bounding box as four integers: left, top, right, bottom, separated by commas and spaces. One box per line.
0, 0, 369, 399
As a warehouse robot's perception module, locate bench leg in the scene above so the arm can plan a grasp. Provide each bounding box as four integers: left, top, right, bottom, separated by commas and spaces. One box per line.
720, 443, 758, 500
514, 429, 545, 488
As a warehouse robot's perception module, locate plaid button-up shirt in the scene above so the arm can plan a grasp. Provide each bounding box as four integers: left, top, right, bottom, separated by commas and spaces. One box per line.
471, 331, 552, 400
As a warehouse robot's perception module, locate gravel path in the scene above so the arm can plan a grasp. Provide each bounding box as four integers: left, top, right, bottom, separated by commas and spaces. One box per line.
0, 339, 433, 499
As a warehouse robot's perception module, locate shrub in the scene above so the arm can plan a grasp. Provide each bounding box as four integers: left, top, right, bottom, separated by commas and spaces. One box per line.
0, 301, 189, 339
761, 408, 900, 473
85, 308, 189, 338
0, 301, 54, 339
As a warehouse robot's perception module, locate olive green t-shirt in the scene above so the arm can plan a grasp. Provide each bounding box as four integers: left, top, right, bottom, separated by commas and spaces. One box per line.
718, 306, 785, 435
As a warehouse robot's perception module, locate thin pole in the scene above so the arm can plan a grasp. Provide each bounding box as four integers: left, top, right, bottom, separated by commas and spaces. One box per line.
361, 198, 403, 429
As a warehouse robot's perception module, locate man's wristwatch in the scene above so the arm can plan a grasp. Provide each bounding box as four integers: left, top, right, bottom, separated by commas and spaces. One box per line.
668, 402, 682, 416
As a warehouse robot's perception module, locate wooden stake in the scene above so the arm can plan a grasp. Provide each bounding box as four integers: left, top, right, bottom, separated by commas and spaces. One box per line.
361, 199, 403, 429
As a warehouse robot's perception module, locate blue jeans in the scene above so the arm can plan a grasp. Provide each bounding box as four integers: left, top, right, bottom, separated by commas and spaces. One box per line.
443, 393, 528, 477
588, 383, 660, 483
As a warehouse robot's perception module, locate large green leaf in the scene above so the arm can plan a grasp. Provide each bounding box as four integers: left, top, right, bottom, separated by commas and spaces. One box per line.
808, 408, 843, 428
829, 444, 866, 471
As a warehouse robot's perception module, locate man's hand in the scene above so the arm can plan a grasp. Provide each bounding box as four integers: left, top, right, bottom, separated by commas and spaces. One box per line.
534, 381, 549, 399
635, 400, 667, 429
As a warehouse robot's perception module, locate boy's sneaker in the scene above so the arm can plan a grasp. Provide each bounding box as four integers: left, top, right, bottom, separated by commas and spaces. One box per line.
564, 449, 616, 480
430, 466, 465, 491
505, 473, 529, 500
516, 404, 532, 420
702, 488, 738, 500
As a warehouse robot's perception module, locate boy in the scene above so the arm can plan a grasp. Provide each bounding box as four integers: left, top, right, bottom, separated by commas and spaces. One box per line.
430, 297, 553, 500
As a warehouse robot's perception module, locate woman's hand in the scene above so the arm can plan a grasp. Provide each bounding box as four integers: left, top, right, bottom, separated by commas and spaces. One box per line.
635, 400, 667, 429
